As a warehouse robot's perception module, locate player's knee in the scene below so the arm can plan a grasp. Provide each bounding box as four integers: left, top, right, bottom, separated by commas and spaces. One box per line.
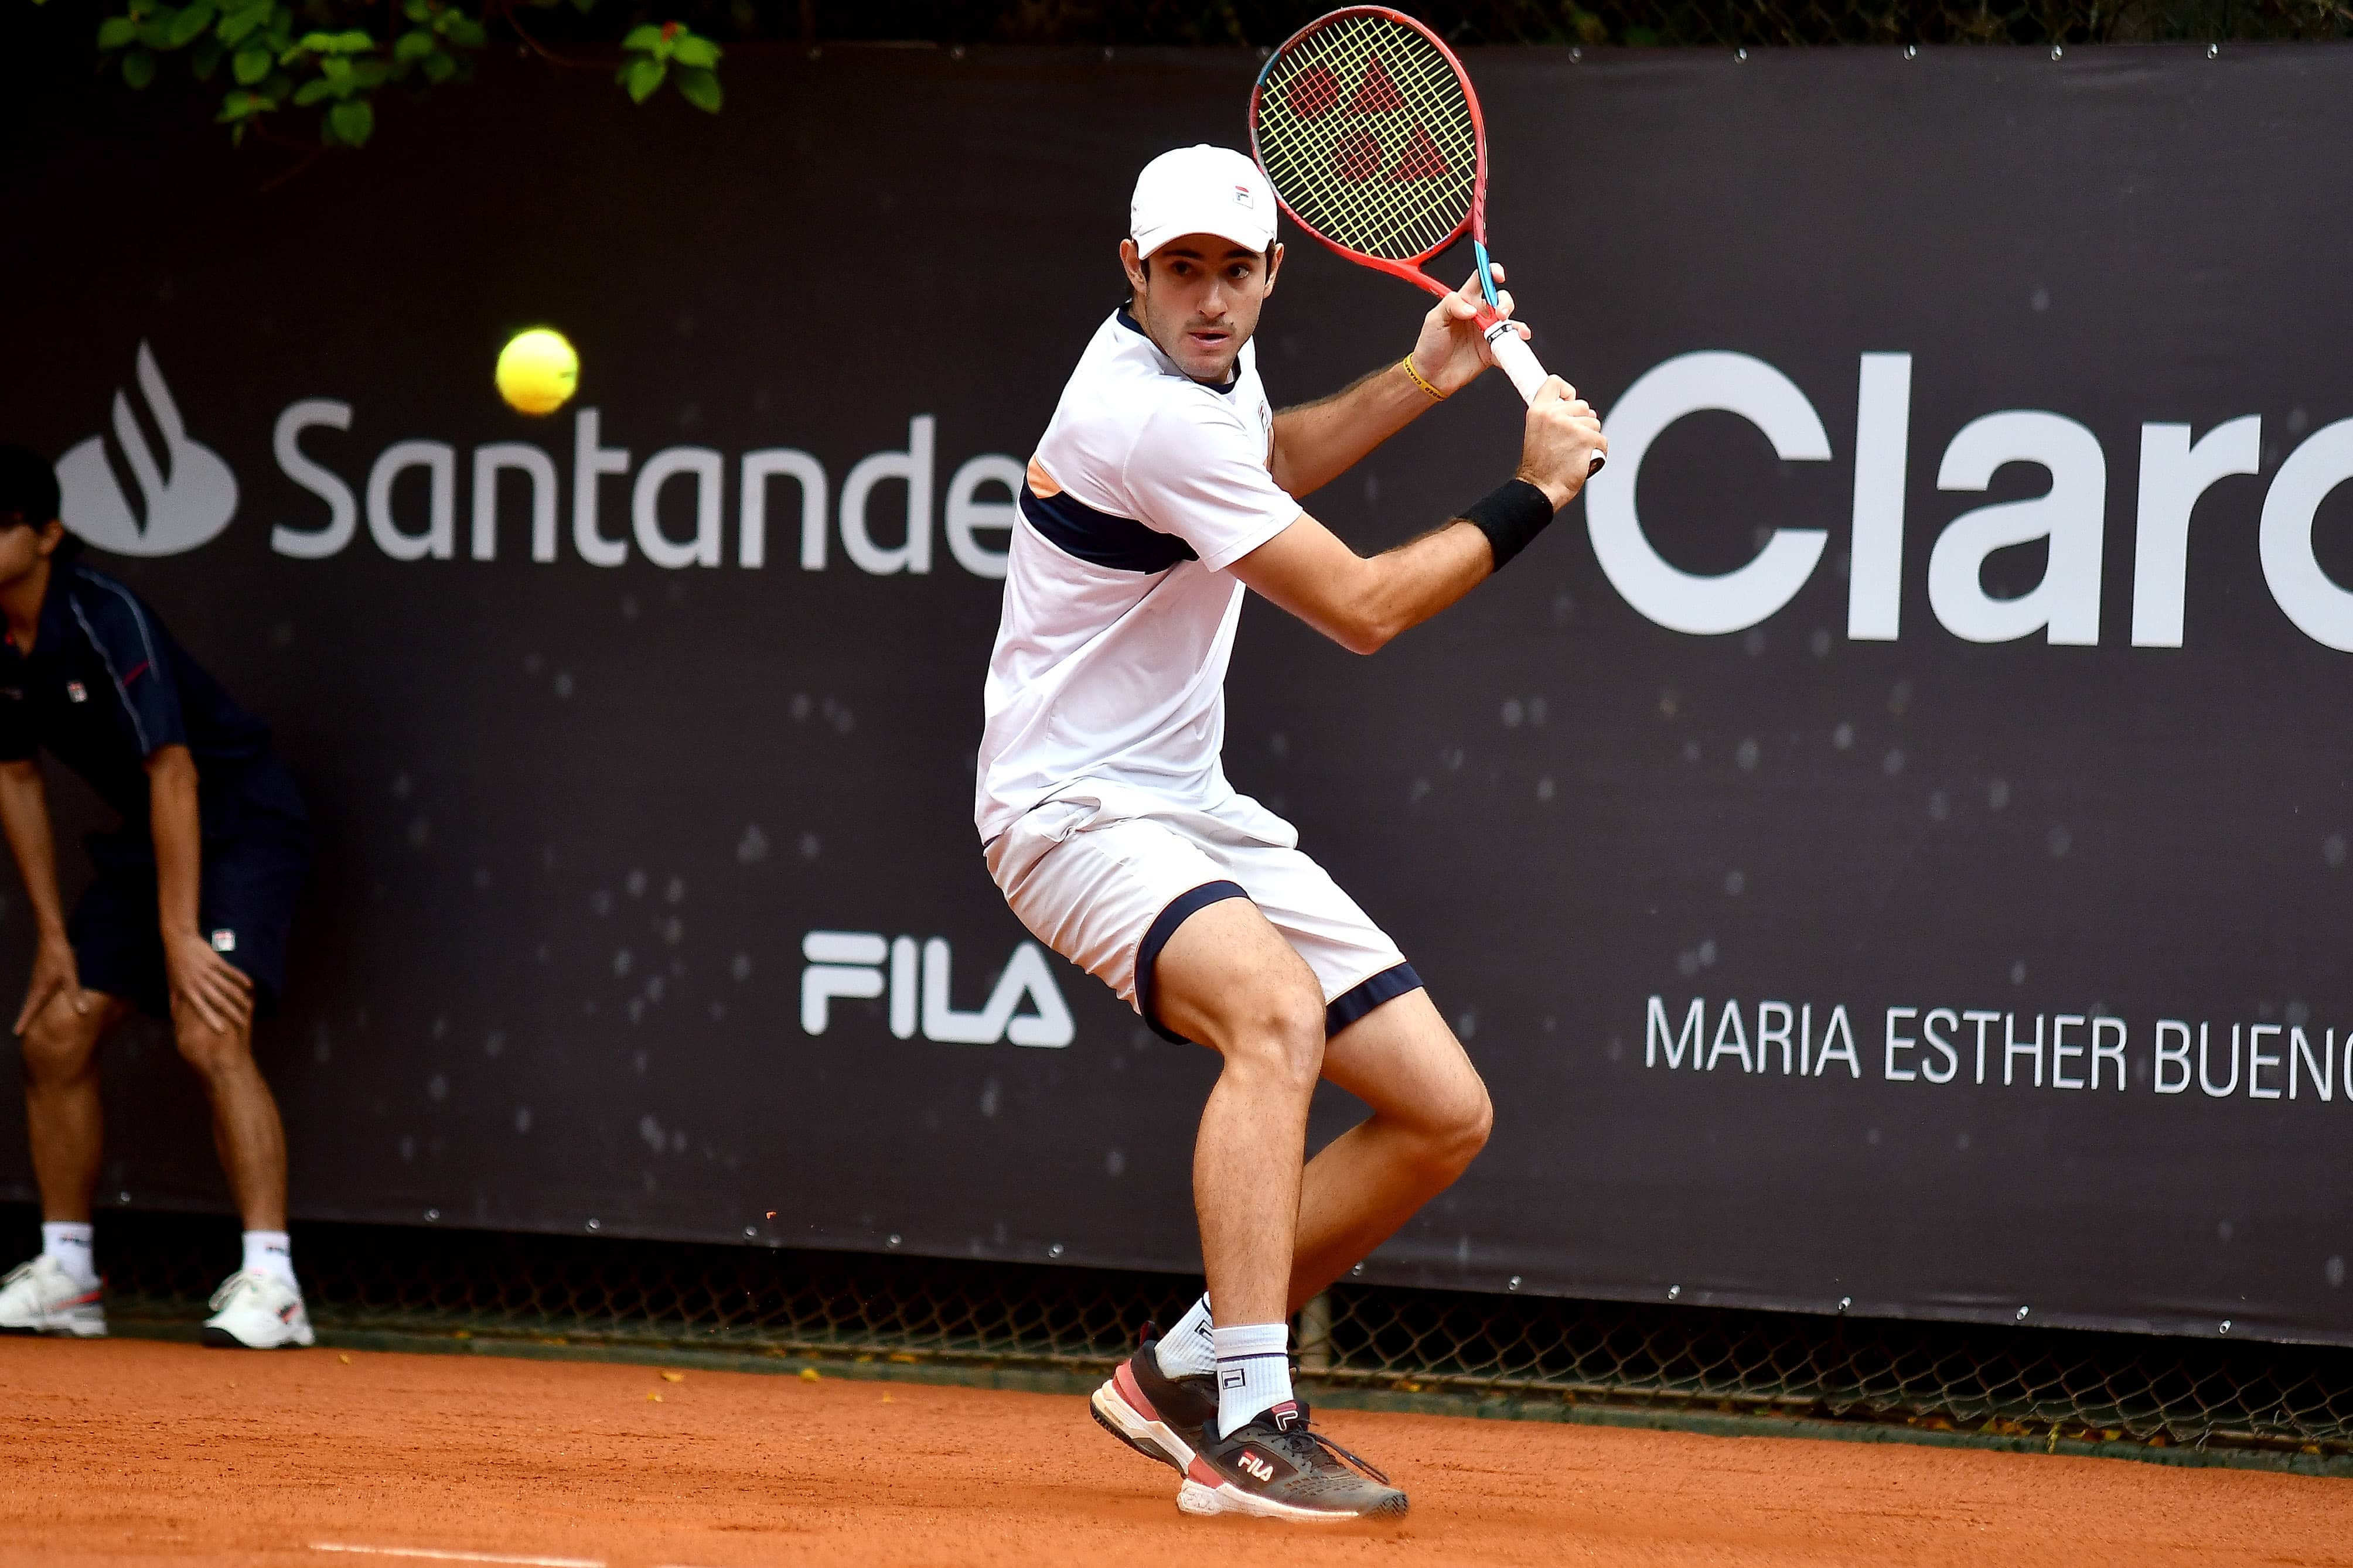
19, 1007, 97, 1082
1417, 1075, 1493, 1180
1222, 985, 1326, 1092
172, 1020, 250, 1077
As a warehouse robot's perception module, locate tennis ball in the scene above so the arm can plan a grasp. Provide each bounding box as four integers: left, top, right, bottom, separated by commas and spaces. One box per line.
496, 327, 579, 415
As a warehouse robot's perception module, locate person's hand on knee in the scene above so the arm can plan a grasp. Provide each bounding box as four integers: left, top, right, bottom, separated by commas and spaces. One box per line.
13, 930, 86, 1038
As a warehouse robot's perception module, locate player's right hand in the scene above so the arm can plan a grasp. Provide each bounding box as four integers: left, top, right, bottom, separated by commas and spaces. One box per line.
14, 932, 88, 1037
1515, 377, 1607, 510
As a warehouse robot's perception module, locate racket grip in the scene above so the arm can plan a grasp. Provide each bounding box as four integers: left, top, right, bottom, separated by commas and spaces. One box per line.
1483, 322, 1606, 475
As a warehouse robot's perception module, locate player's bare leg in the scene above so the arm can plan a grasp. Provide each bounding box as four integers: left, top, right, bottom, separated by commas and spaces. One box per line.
19, 989, 128, 1224
1152, 897, 1326, 1333
1280, 988, 1490, 1310
174, 1009, 312, 1347
1, 990, 127, 1334
172, 1010, 288, 1233
1145, 897, 1407, 1519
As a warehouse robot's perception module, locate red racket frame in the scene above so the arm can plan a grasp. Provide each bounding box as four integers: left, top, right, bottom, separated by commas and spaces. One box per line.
1246, 5, 1501, 325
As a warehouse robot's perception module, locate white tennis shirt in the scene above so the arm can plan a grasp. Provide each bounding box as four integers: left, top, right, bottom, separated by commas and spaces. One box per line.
975, 308, 1303, 843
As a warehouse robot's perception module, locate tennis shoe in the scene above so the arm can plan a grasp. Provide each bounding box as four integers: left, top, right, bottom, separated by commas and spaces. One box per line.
1178, 1399, 1407, 1522
200, 1269, 314, 1350
1089, 1334, 1218, 1474
0, 1254, 105, 1337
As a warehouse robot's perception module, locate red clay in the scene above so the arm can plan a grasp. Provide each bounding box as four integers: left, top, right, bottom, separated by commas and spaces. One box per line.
1, 1335, 2345, 1568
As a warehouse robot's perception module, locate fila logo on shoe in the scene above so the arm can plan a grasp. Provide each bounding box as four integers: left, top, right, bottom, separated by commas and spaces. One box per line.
1237, 1452, 1276, 1482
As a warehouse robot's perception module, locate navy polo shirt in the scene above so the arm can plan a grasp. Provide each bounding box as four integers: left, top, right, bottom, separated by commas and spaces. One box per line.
0, 565, 281, 831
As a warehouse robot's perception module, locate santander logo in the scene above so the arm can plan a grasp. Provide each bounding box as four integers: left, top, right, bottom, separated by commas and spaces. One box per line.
54, 342, 239, 558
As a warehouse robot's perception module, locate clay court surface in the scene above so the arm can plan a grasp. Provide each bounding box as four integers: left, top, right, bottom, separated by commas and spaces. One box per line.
3, 1337, 2346, 1568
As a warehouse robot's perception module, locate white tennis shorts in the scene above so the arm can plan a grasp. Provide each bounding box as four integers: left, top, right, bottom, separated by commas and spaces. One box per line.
985, 786, 1420, 1043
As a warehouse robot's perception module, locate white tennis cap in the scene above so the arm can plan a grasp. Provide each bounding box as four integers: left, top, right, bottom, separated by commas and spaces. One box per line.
1130, 145, 1277, 258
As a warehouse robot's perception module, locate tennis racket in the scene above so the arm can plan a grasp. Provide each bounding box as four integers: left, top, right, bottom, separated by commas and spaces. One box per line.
1249, 6, 1601, 471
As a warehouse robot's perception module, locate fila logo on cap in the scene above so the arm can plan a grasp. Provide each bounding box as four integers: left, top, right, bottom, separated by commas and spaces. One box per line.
1233, 183, 1255, 207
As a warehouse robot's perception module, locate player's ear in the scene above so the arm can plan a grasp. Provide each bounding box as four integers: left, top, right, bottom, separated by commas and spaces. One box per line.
1263, 241, 1284, 295
1119, 237, 1149, 295
34, 520, 64, 558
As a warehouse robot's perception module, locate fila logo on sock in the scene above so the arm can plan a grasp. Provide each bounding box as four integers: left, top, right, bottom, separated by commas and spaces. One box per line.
1219, 1367, 1246, 1390
1237, 1452, 1276, 1482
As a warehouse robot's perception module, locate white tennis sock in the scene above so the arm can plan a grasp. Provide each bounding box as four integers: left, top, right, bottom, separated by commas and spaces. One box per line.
241, 1230, 296, 1290
1213, 1321, 1294, 1435
42, 1221, 96, 1286
1155, 1292, 1217, 1379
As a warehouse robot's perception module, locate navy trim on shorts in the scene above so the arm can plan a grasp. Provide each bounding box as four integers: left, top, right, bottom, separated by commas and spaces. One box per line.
1325, 962, 1424, 1036
1136, 879, 1250, 1044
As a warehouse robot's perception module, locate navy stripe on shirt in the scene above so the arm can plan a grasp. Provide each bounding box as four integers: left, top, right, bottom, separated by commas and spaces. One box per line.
1020, 481, 1196, 575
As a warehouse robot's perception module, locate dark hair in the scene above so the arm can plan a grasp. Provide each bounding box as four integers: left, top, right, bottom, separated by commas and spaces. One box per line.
0, 444, 59, 530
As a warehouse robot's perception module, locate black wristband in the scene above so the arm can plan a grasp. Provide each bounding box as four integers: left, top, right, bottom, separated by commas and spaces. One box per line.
1460, 478, 1557, 571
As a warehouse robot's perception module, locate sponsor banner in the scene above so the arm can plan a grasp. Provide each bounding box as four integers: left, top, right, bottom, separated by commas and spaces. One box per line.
3, 46, 2350, 1344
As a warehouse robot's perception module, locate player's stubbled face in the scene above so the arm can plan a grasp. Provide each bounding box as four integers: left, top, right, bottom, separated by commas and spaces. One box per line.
1131, 237, 1281, 385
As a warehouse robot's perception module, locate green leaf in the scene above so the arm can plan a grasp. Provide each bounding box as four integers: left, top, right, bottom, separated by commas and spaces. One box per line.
96, 15, 138, 49
675, 64, 721, 112
352, 59, 390, 88
214, 87, 264, 121
393, 28, 435, 62
320, 54, 353, 84
288, 26, 371, 57
439, 13, 483, 47
292, 75, 334, 104
328, 97, 373, 145
421, 49, 455, 82
190, 36, 223, 76
623, 54, 666, 103
165, 1, 214, 46
671, 32, 719, 67
217, 6, 263, 42
402, 0, 429, 19
122, 47, 158, 87
620, 23, 664, 52
232, 44, 271, 82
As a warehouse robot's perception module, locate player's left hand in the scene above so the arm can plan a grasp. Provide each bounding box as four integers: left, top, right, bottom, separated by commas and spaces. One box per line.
164, 927, 254, 1036
1409, 265, 1529, 398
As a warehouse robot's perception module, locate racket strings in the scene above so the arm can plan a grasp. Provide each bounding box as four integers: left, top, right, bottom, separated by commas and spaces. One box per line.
1253, 12, 1478, 263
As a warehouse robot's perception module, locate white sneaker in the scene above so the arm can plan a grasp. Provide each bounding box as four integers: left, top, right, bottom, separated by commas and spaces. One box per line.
200, 1269, 315, 1350
0, 1254, 107, 1337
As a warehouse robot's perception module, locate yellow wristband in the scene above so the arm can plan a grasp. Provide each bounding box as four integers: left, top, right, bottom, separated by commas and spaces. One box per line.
1400, 352, 1446, 402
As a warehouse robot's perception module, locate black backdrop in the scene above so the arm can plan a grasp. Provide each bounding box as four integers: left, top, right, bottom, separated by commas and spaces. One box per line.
2, 44, 2349, 1347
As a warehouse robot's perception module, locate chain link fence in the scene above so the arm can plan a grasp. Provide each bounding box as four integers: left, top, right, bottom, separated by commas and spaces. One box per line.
797, 1, 2352, 46
68, 1207, 2353, 1473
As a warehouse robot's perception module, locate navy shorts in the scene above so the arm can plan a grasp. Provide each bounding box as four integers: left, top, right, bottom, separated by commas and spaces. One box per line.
69, 766, 312, 1022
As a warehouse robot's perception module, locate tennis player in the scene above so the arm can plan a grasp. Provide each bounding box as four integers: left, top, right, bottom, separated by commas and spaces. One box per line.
976, 146, 1604, 1521
0, 444, 316, 1350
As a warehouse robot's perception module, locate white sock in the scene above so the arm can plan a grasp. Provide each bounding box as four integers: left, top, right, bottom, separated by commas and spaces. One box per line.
241, 1230, 297, 1290
42, 1222, 96, 1285
1155, 1292, 1216, 1379
1212, 1322, 1294, 1435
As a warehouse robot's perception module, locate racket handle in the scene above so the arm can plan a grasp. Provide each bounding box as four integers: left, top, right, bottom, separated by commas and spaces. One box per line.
1484, 322, 1607, 475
